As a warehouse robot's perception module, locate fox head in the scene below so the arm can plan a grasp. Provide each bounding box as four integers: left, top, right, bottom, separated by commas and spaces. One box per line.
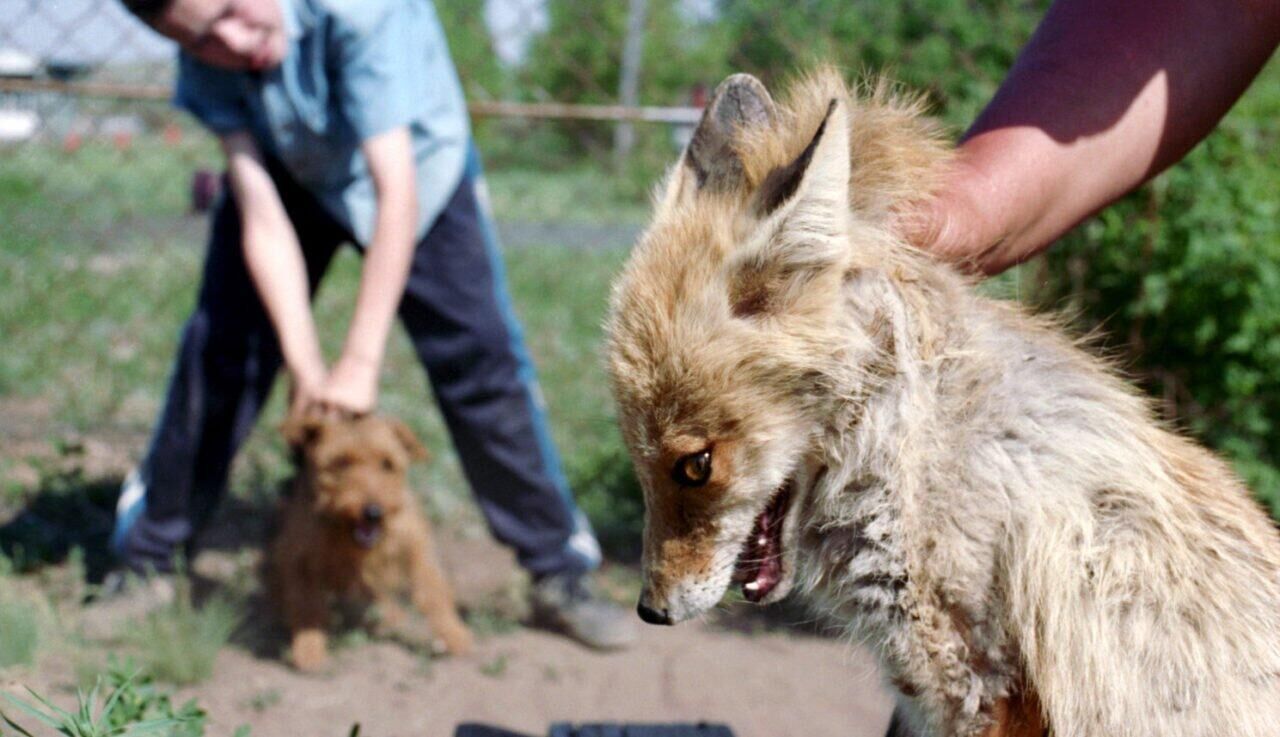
606, 69, 949, 624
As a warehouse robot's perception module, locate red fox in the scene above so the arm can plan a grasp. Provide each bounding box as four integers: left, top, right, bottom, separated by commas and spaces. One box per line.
605, 68, 1280, 737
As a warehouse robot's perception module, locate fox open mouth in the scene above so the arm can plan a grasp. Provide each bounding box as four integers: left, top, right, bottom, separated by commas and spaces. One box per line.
732, 482, 793, 603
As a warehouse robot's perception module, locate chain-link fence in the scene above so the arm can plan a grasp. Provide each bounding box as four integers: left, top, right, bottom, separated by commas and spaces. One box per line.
1, 0, 1046, 225
1, 0, 1051, 250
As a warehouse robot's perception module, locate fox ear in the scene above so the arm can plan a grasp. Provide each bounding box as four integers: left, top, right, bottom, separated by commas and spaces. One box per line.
729, 98, 852, 319
753, 98, 850, 219
659, 74, 776, 209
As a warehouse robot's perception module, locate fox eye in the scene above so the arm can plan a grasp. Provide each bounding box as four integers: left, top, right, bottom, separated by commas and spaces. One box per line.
671, 450, 712, 487
381, 457, 395, 472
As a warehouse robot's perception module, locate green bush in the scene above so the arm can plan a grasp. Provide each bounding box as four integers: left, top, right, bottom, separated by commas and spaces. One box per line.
567, 438, 645, 562
507, 1, 1280, 521
1036, 61, 1280, 513
715, 0, 1043, 126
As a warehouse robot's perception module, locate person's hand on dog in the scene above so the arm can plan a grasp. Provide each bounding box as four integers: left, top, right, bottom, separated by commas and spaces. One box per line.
287, 360, 329, 422
285, 351, 379, 420
314, 352, 379, 416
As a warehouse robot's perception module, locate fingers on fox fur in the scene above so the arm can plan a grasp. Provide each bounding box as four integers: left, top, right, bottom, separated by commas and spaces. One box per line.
607, 67, 1280, 736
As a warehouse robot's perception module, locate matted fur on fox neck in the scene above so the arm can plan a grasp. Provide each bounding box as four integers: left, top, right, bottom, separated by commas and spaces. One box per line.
607, 67, 1280, 737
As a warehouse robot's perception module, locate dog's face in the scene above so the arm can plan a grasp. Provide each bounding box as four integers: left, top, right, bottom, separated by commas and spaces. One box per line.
283, 414, 429, 549
606, 73, 876, 624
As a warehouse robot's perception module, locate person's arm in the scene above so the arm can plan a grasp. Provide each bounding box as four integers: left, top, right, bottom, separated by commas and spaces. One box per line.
316, 126, 419, 414
909, 0, 1280, 275
221, 132, 327, 413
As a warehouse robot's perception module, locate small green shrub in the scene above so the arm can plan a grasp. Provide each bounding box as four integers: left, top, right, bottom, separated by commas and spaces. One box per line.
0, 591, 40, 669
121, 594, 238, 686
1, 662, 205, 737
96, 659, 207, 737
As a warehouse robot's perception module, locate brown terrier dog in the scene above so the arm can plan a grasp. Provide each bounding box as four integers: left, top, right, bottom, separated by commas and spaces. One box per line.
269, 412, 473, 671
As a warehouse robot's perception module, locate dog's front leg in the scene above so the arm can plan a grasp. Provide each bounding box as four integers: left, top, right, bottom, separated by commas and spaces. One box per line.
372, 596, 409, 633
405, 534, 473, 655
282, 569, 331, 672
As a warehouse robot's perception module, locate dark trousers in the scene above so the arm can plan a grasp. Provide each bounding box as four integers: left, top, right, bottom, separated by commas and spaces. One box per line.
117, 146, 599, 578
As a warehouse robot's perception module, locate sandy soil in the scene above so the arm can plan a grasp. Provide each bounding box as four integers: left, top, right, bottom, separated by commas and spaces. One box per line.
175, 528, 896, 737
0, 405, 895, 737
2, 527, 896, 737
187, 617, 893, 737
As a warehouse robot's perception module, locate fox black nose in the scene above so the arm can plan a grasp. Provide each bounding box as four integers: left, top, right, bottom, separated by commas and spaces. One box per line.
636, 600, 672, 626
362, 503, 383, 524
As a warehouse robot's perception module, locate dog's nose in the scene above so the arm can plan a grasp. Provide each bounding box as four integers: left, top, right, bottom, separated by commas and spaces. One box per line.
636, 599, 672, 626
362, 503, 383, 524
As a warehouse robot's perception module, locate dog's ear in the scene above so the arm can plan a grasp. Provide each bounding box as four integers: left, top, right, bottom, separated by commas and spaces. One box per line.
728, 98, 852, 319
386, 419, 430, 463
658, 74, 776, 210
281, 412, 326, 450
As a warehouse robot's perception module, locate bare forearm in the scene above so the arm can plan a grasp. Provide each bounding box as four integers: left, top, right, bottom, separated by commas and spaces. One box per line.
222, 134, 324, 382
929, 0, 1280, 274
342, 207, 417, 370
339, 127, 418, 372
241, 220, 324, 377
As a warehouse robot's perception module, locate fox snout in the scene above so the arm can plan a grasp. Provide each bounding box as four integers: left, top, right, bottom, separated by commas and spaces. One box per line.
636, 590, 673, 625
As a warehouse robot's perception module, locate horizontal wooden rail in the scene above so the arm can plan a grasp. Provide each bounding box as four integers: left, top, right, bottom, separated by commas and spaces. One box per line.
0, 78, 702, 125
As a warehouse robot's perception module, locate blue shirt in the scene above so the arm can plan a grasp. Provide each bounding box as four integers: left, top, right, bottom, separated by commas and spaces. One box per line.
175, 0, 470, 244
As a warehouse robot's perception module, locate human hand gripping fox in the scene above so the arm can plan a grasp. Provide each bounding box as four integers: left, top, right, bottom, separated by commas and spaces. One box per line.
604, 68, 1280, 737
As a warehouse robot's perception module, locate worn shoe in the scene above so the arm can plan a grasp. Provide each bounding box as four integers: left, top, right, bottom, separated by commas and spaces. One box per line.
81, 569, 179, 641
528, 571, 639, 651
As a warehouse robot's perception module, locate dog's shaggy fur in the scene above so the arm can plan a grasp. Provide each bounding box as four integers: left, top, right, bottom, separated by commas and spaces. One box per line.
605, 68, 1280, 737
269, 413, 472, 671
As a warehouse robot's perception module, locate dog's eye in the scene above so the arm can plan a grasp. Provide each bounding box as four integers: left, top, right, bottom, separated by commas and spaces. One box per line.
327, 455, 356, 472
671, 450, 712, 487
380, 457, 395, 473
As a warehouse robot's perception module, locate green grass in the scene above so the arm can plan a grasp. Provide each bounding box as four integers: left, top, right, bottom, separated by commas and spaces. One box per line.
0, 139, 646, 543
121, 593, 239, 686
478, 652, 509, 678
1, 660, 207, 737
483, 166, 651, 224
0, 591, 40, 669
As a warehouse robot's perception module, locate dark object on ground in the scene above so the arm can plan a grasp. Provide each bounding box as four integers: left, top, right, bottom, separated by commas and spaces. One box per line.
0, 475, 118, 581
456, 724, 735, 737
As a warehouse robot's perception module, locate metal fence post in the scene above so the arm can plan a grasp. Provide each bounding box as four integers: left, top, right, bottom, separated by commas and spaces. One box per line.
613, 0, 648, 171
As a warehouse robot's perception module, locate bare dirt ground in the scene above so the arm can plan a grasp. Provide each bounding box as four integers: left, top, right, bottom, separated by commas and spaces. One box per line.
187, 619, 893, 737
179, 530, 895, 737
0, 400, 895, 737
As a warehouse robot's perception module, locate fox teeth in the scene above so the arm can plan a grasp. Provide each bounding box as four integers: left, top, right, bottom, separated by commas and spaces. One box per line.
744, 581, 761, 592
